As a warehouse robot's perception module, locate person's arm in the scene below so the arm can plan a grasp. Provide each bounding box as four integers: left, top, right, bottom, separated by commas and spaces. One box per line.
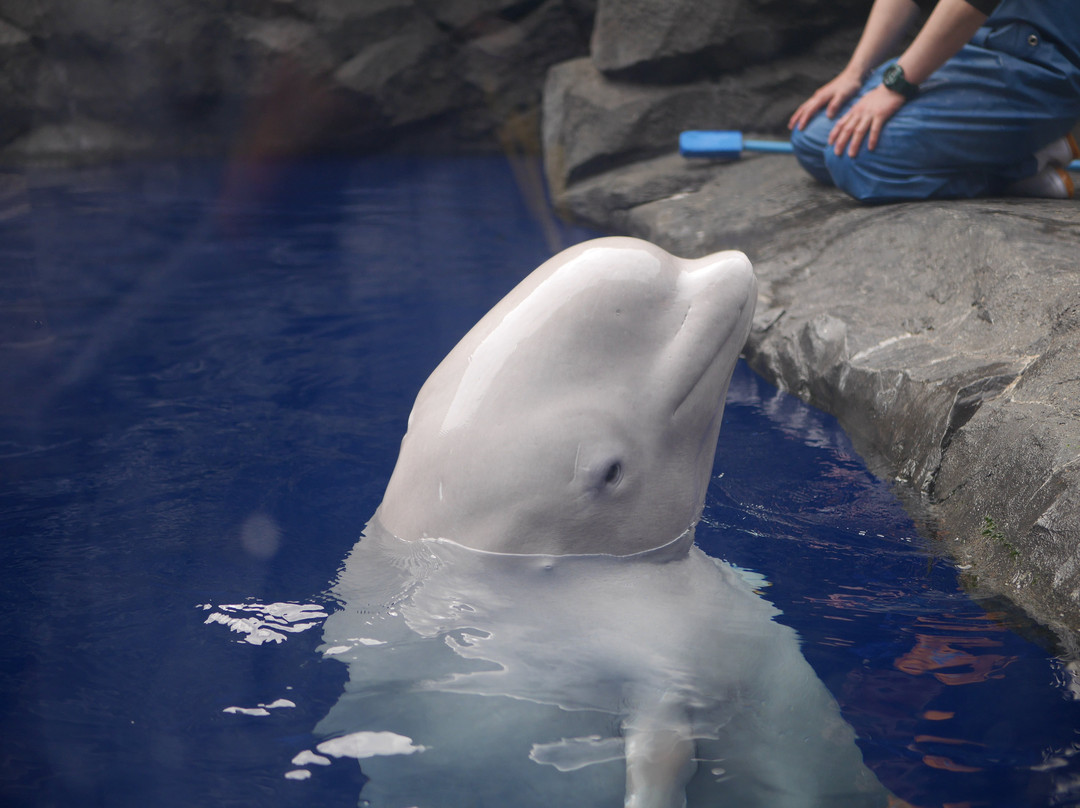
894, 0, 991, 83
828, 0, 989, 156
788, 0, 922, 132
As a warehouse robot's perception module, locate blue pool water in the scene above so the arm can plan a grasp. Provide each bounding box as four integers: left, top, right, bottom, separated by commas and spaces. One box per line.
1, 155, 1079, 807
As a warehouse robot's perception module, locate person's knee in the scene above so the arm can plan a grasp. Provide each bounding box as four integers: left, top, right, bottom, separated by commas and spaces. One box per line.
823, 149, 899, 203
789, 125, 814, 158
790, 123, 833, 186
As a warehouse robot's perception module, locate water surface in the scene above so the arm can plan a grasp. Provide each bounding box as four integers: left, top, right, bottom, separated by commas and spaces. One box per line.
2, 156, 1079, 807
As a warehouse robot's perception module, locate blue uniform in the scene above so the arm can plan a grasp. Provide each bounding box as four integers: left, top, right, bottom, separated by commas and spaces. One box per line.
790, 0, 1080, 202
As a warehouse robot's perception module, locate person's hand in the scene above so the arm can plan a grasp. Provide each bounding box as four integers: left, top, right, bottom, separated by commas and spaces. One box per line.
787, 71, 864, 132
826, 84, 906, 157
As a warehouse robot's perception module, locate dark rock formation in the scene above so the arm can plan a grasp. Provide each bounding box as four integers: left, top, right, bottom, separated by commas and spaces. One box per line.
0, 17, 35, 148
551, 150, 1080, 645
538, 0, 1080, 645
542, 28, 856, 196
590, 0, 872, 83
0, 0, 596, 164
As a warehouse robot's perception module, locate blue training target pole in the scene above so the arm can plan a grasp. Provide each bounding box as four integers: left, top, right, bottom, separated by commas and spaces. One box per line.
679, 130, 1080, 171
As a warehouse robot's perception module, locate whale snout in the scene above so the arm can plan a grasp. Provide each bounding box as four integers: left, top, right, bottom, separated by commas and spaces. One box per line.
681, 249, 756, 315
675, 248, 757, 365
666, 248, 757, 423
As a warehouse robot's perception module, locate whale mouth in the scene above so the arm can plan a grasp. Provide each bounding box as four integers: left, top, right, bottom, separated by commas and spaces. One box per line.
669, 252, 756, 419
671, 314, 743, 419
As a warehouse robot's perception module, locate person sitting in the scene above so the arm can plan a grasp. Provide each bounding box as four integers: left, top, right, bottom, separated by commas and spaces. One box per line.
788, 0, 1080, 202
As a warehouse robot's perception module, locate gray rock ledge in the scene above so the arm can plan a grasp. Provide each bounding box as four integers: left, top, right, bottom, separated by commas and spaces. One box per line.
554, 151, 1080, 646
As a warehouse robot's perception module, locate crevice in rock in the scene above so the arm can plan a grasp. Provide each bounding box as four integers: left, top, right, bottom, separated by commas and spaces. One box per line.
499, 0, 554, 24
564, 145, 677, 189
938, 372, 1018, 454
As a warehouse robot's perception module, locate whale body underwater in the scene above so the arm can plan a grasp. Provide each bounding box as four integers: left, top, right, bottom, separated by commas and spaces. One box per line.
310, 238, 889, 807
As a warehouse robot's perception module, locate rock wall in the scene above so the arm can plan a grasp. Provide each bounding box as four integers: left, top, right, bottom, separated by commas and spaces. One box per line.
543, 0, 872, 197
543, 30, 855, 198
0, 0, 596, 164
589, 0, 871, 83
540, 0, 1080, 645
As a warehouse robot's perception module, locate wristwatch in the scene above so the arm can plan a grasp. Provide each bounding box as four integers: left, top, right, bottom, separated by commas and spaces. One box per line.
882, 63, 919, 100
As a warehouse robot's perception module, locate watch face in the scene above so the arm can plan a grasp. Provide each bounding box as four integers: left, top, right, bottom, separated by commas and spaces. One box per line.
883, 64, 916, 98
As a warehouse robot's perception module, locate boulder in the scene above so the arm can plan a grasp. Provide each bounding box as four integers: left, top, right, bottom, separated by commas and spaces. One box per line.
0, 18, 34, 147
13, 0, 231, 123
310, 0, 430, 65
333, 17, 465, 130
416, 0, 554, 30
457, 0, 596, 145
542, 28, 856, 197
325, 0, 592, 150
550, 150, 1080, 644
2, 119, 154, 165
590, 0, 873, 83
232, 16, 336, 80
0, 0, 595, 164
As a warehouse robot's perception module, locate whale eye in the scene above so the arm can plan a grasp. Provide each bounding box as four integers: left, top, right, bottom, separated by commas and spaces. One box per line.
572, 439, 629, 495
603, 461, 622, 486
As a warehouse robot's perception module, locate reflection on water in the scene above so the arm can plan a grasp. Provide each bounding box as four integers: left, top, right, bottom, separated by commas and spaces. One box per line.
708, 365, 1080, 808
891, 613, 1018, 777
1, 156, 1080, 808
896, 614, 1015, 685
310, 526, 886, 807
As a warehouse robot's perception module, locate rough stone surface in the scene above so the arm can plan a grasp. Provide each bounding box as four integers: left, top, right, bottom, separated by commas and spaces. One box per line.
333, 17, 464, 129
542, 29, 858, 197
590, 0, 872, 83
0, 0, 596, 164
552, 151, 1080, 645
0, 17, 34, 146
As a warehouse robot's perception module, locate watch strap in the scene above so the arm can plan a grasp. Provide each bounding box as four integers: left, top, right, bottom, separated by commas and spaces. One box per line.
883, 63, 919, 100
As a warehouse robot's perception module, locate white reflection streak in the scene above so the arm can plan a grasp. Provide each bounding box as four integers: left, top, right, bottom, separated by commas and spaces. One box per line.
201, 601, 328, 645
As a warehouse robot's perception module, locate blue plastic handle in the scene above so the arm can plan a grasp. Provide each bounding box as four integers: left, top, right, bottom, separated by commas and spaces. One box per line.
741, 139, 794, 154
679, 130, 743, 158
682, 130, 1080, 173
680, 131, 794, 159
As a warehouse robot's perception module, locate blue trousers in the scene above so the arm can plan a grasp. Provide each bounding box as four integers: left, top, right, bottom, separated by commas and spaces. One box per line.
791, 20, 1080, 203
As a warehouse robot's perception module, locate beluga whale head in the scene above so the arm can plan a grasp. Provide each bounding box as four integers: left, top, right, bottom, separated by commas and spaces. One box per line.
376, 236, 757, 555
311, 241, 889, 807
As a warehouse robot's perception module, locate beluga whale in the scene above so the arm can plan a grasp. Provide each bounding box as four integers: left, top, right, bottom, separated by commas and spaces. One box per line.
308, 237, 889, 807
